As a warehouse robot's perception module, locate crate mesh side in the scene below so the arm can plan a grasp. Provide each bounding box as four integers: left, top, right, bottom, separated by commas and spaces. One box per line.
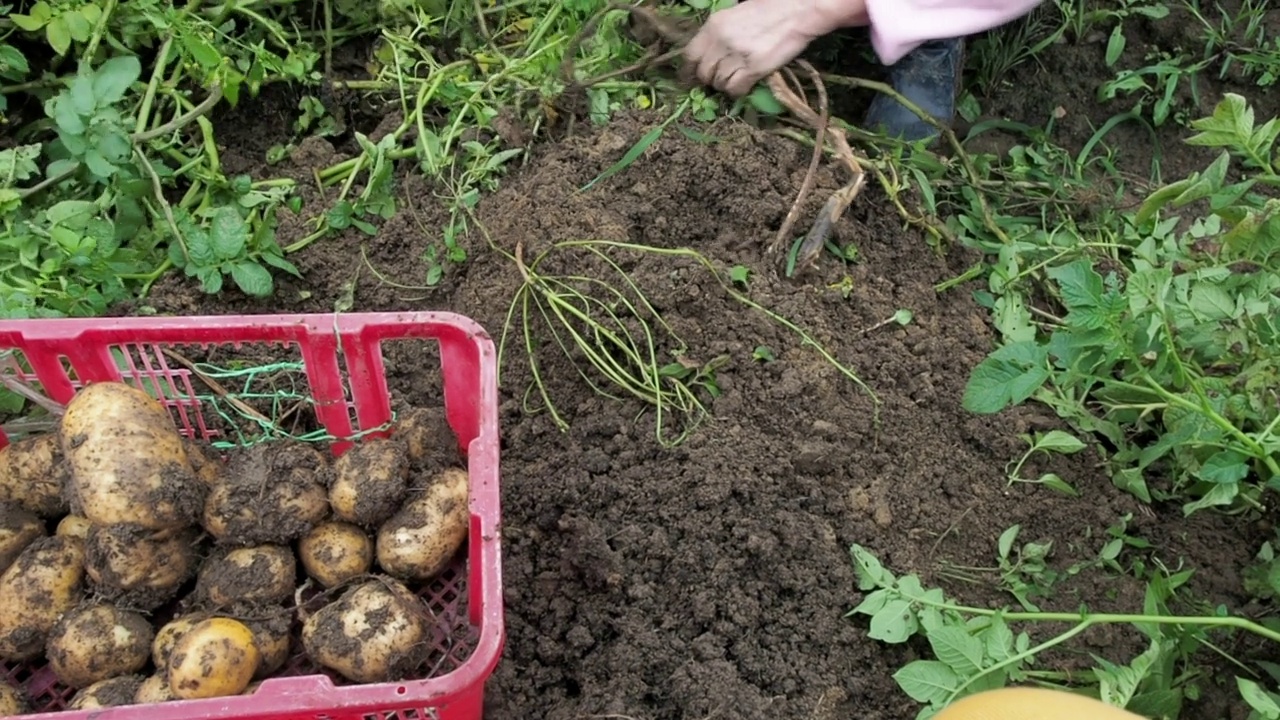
0, 337, 481, 714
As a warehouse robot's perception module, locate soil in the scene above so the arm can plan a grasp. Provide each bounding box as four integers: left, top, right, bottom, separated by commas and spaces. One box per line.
104, 5, 1276, 720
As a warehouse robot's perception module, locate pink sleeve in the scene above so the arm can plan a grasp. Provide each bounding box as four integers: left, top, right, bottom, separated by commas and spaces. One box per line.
864, 0, 1046, 64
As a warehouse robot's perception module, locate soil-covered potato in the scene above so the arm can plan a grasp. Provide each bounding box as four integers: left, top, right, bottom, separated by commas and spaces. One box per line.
55, 514, 92, 540
298, 521, 373, 588
184, 439, 222, 487
0, 433, 71, 518
58, 381, 206, 530
0, 502, 45, 575
195, 544, 296, 607
245, 612, 292, 679
377, 467, 469, 581
202, 441, 331, 545
135, 673, 176, 703
67, 674, 145, 709
329, 438, 410, 527
0, 679, 28, 716
301, 578, 429, 683
168, 617, 261, 699
46, 603, 153, 688
395, 406, 458, 466
84, 523, 200, 610
152, 615, 203, 668
0, 535, 86, 661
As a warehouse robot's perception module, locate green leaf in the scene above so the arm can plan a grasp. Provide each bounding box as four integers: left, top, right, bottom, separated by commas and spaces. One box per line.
927, 626, 984, 676
746, 85, 783, 115
962, 342, 1050, 414
180, 30, 222, 69
261, 251, 302, 278
207, 206, 249, 260
868, 599, 916, 643
1046, 259, 1104, 310
1238, 677, 1280, 718
82, 148, 115, 177
893, 660, 959, 705
10, 1, 52, 31
92, 55, 142, 105
997, 525, 1020, 559
1187, 93, 1253, 148
1034, 430, 1087, 454
1198, 450, 1250, 484
1105, 25, 1125, 67
62, 9, 92, 42
45, 16, 72, 55
230, 261, 273, 297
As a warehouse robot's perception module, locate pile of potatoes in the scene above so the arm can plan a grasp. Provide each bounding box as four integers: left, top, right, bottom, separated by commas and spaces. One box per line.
0, 381, 471, 714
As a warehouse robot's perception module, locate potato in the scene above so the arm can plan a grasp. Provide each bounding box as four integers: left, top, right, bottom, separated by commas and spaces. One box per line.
58, 381, 205, 530
0, 433, 71, 518
168, 617, 261, 699
202, 442, 331, 545
196, 545, 296, 607
376, 467, 469, 581
0, 679, 28, 716
246, 613, 292, 679
184, 439, 222, 487
396, 406, 458, 466
56, 514, 92, 540
301, 578, 429, 683
329, 438, 410, 527
299, 521, 373, 588
0, 535, 86, 661
84, 523, 200, 611
0, 502, 45, 574
46, 603, 153, 688
135, 673, 176, 703
152, 615, 203, 668
68, 674, 144, 709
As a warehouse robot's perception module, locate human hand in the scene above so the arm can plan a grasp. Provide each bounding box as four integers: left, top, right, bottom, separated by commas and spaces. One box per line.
683, 0, 868, 97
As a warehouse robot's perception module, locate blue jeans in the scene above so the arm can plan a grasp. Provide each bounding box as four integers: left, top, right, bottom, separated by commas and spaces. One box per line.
863, 37, 965, 144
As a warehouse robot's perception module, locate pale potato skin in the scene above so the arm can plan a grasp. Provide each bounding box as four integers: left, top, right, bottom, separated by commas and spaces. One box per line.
58, 381, 205, 530
0, 502, 46, 575
376, 467, 470, 581
46, 603, 154, 688
0, 535, 86, 661
135, 673, 176, 703
0, 433, 71, 517
167, 618, 261, 699
196, 545, 296, 606
55, 515, 92, 540
299, 521, 373, 588
301, 578, 429, 683
329, 438, 410, 527
67, 674, 144, 709
152, 615, 203, 668
0, 680, 29, 715
84, 524, 199, 610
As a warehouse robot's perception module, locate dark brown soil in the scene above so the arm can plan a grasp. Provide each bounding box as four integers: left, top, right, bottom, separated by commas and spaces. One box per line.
126, 7, 1277, 720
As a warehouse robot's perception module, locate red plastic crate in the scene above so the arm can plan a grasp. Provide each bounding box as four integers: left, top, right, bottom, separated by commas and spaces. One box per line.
0, 313, 504, 720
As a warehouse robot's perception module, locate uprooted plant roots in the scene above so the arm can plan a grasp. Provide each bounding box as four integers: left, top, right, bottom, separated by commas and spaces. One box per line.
560, 1, 868, 274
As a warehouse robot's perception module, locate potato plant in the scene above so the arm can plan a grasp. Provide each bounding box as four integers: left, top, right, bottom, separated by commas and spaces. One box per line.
0, 381, 471, 712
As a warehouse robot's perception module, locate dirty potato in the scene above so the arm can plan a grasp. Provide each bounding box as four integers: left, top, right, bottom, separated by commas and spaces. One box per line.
134, 673, 176, 703
301, 578, 429, 683
0, 535, 86, 662
58, 381, 205, 530
0, 433, 70, 518
0, 502, 45, 575
328, 438, 410, 527
298, 521, 373, 589
68, 674, 145, 709
0, 679, 28, 715
84, 523, 200, 611
195, 544, 296, 607
55, 514, 92, 540
202, 442, 331, 545
395, 406, 458, 466
376, 467, 470, 581
46, 603, 153, 688
167, 617, 261, 699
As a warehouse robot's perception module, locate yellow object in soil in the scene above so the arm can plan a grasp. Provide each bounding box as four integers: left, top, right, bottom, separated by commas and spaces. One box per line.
934, 687, 1147, 719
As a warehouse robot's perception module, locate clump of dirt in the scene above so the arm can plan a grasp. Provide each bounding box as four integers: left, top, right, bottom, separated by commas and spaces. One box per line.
137, 36, 1272, 719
